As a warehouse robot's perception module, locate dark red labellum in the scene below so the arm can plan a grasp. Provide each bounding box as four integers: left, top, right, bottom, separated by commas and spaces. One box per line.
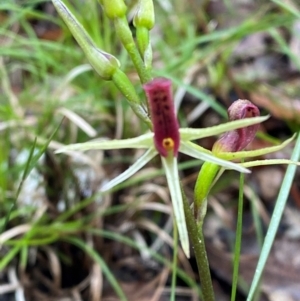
143, 78, 180, 157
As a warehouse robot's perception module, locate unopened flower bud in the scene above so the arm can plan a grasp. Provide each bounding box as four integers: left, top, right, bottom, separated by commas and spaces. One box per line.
212, 99, 260, 153
88, 48, 120, 80
133, 0, 155, 30
52, 0, 120, 80
143, 78, 180, 157
102, 0, 127, 19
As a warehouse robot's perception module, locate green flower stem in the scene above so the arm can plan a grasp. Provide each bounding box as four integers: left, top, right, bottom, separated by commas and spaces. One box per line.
194, 162, 220, 220
181, 185, 215, 301
133, 0, 154, 71
112, 69, 152, 128
231, 166, 245, 301
114, 17, 152, 83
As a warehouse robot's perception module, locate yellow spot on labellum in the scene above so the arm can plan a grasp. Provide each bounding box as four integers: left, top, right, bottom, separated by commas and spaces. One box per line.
162, 138, 175, 151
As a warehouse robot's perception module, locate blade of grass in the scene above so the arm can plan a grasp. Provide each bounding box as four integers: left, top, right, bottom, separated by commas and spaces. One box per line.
246, 132, 300, 301
20, 245, 29, 270
65, 236, 128, 301
0, 138, 37, 234
271, 0, 300, 19
1, 121, 62, 233
89, 228, 201, 295
0, 245, 21, 270
249, 188, 264, 249
268, 27, 300, 71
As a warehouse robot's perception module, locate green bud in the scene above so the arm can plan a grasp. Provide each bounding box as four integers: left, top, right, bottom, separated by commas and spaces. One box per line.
143, 41, 153, 70
88, 48, 120, 80
52, 0, 120, 80
102, 0, 127, 19
136, 26, 149, 56
133, 0, 155, 30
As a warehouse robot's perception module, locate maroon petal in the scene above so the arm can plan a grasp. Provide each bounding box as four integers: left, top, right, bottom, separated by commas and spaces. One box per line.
143, 78, 180, 157
213, 99, 260, 153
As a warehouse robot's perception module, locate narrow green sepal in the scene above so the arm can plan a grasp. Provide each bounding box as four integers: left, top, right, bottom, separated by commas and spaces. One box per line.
161, 156, 190, 258
102, 0, 127, 19
241, 159, 300, 168
55, 132, 154, 153
217, 134, 296, 161
52, 0, 120, 80
133, 0, 155, 30
101, 147, 157, 191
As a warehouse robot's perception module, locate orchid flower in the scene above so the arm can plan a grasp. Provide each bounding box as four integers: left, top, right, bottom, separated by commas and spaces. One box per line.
56, 78, 278, 257
52, 0, 297, 259
52, 0, 299, 261
194, 99, 298, 223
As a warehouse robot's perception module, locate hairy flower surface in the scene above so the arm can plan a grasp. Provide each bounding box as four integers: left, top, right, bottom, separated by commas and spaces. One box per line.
144, 78, 180, 157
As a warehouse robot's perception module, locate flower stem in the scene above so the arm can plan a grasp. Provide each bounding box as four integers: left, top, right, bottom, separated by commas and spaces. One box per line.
231, 166, 245, 301
194, 162, 219, 219
112, 69, 152, 128
114, 17, 152, 84
181, 185, 215, 301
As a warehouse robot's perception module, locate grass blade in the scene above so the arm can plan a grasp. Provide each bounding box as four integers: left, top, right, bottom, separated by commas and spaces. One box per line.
1, 122, 61, 233
246, 132, 300, 301
231, 166, 245, 301
65, 236, 128, 301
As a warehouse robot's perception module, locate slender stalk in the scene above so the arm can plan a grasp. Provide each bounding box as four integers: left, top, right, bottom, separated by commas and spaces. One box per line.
126, 42, 152, 83
170, 220, 178, 301
181, 185, 215, 301
231, 167, 245, 301
114, 17, 152, 84
112, 69, 152, 128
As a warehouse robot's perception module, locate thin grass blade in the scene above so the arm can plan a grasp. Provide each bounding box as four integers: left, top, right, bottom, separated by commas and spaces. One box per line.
246, 132, 300, 301
65, 236, 127, 301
